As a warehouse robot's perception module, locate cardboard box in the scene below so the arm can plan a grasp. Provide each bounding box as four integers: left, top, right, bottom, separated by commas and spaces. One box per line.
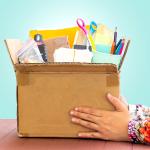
5, 39, 120, 137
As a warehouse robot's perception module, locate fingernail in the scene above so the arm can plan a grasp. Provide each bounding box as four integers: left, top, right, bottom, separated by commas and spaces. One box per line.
74, 107, 78, 111
70, 111, 74, 115
78, 133, 82, 137
107, 93, 112, 99
71, 118, 76, 122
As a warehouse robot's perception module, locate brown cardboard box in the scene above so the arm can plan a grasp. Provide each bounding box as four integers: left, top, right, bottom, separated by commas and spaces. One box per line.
5, 39, 120, 137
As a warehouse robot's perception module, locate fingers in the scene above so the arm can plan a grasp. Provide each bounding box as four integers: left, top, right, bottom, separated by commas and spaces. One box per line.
73, 106, 107, 117
70, 110, 100, 124
107, 93, 127, 112
78, 132, 109, 140
71, 117, 99, 131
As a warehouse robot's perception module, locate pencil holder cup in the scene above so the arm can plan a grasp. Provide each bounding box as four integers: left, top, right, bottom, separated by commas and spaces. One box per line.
92, 51, 122, 67
96, 44, 111, 53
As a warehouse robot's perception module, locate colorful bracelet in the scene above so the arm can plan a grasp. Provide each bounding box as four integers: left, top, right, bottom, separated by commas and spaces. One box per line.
128, 104, 150, 144
137, 118, 150, 144
128, 119, 140, 143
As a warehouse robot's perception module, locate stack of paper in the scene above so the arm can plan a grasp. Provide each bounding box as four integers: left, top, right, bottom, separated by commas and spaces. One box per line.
54, 48, 93, 63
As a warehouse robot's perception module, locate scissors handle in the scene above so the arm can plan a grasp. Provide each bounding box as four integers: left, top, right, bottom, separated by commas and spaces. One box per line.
90, 21, 97, 35
76, 18, 87, 35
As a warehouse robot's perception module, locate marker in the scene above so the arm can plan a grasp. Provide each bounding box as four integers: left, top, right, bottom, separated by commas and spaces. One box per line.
119, 39, 125, 55
115, 40, 123, 55
111, 27, 117, 54
34, 34, 48, 62
114, 39, 122, 54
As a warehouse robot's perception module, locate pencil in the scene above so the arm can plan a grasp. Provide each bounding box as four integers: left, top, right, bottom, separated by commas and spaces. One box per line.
118, 40, 130, 71
111, 41, 116, 54
114, 27, 117, 44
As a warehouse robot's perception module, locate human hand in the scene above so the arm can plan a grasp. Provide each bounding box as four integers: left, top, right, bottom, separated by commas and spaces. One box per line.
70, 93, 130, 141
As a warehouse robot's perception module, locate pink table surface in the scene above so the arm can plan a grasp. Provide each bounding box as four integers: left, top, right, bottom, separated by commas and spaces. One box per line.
0, 119, 149, 150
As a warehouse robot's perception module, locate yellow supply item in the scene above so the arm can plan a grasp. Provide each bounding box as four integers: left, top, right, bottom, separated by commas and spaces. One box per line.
29, 26, 89, 48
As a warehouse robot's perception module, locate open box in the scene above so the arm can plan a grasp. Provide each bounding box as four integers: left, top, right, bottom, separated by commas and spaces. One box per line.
4, 27, 129, 137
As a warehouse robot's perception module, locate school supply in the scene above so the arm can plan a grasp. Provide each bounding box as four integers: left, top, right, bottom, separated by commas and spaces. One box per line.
115, 39, 122, 51
114, 27, 117, 44
94, 24, 113, 53
119, 39, 125, 55
92, 51, 122, 67
90, 21, 97, 35
111, 27, 117, 54
115, 39, 125, 55
34, 34, 48, 62
54, 48, 93, 63
73, 21, 97, 51
20, 18, 129, 69
76, 18, 96, 51
74, 49, 93, 62
73, 29, 92, 50
30, 26, 89, 48
118, 40, 130, 70
74, 45, 92, 50
54, 48, 74, 62
120, 39, 127, 56
44, 36, 70, 62
16, 39, 44, 63
73, 29, 87, 48
111, 42, 116, 54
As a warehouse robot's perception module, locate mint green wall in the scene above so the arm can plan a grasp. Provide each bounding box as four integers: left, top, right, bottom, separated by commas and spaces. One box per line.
0, 0, 150, 118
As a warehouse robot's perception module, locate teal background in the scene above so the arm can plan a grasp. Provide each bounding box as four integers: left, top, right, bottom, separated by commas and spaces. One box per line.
0, 0, 150, 118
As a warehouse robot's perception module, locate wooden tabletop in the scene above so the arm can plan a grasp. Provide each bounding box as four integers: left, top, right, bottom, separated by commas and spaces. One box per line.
0, 119, 149, 150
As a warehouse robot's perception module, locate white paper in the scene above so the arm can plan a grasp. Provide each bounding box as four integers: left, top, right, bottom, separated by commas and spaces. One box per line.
54, 48, 93, 63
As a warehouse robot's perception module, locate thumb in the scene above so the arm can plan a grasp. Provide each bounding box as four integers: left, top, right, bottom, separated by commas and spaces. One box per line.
107, 93, 128, 112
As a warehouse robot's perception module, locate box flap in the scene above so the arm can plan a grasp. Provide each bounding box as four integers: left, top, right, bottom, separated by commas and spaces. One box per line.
15, 63, 118, 73
4, 39, 23, 65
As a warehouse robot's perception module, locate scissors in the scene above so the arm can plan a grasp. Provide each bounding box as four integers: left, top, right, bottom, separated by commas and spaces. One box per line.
90, 21, 97, 35
76, 18, 96, 51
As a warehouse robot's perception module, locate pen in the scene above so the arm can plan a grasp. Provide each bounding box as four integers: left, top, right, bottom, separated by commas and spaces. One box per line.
34, 34, 48, 62
114, 39, 122, 54
111, 27, 117, 54
115, 40, 123, 55
119, 39, 125, 55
